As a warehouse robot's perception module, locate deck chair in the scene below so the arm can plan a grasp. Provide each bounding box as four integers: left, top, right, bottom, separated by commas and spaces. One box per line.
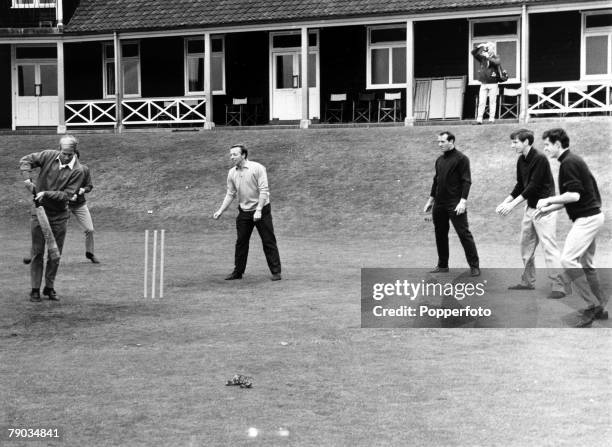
225, 97, 247, 126
352, 93, 376, 122
378, 92, 402, 122
498, 87, 521, 119
324, 93, 347, 123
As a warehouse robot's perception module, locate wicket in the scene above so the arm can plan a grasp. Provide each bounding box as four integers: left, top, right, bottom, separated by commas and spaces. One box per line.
144, 229, 165, 298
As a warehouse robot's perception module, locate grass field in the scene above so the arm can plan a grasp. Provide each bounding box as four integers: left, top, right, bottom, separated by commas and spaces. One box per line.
1, 120, 611, 446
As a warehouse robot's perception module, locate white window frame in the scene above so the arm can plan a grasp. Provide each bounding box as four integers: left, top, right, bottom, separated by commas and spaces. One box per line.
581, 10, 612, 79
11, 0, 56, 7
366, 24, 407, 89
184, 36, 226, 96
102, 41, 141, 99
468, 17, 520, 85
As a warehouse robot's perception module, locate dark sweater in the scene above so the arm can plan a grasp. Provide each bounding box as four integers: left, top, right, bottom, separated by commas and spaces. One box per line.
558, 150, 601, 221
510, 148, 555, 208
471, 46, 501, 84
430, 148, 472, 207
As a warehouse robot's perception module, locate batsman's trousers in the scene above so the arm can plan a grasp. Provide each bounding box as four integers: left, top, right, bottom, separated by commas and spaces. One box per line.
30, 208, 68, 290
70, 203, 95, 254
235, 204, 281, 275
432, 204, 479, 269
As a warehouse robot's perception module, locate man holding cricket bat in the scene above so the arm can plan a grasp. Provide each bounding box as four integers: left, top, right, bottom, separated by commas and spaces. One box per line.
19, 135, 85, 302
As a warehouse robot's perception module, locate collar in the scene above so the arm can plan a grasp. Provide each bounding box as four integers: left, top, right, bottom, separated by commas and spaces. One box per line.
56, 153, 76, 170
443, 148, 456, 157
522, 146, 534, 162
557, 149, 570, 163
236, 160, 250, 171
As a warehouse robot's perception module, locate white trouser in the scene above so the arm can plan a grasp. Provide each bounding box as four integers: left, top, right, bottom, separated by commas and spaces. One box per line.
70, 204, 95, 254
519, 206, 564, 292
561, 212, 606, 308
477, 84, 499, 122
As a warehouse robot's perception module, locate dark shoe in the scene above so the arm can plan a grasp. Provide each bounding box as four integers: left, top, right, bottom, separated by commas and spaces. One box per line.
470, 267, 481, 277
42, 287, 59, 301
429, 266, 449, 273
29, 289, 41, 302
225, 272, 243, 280
547, 291, 566, 299
508, 284, 535, 290
271, 273, 282, 281
575, 314, 595, 328
23, 257, 32, 265
86, 252, 100, 264
579, 306, 608, 320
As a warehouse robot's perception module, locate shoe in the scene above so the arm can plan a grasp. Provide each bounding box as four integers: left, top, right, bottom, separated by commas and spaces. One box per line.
474, 120, 483, 125
547, 291, 566, 299
579, 307, 608, 320
225, 272, 243, 280
29, 289, 41, 302
470, 267, 481, 277
42, 287, 59, 301
508, 284, 535, 290
271, 273, 282, 281
86, 252, 100, 264
23, 257, 32, 265
429, 266, 449, 273
488, 119, 495, 124
574, 313, 595, 328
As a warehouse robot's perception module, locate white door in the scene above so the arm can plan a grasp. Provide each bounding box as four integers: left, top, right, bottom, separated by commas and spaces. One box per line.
271, 51, 319, 120
15, 62, 58, 126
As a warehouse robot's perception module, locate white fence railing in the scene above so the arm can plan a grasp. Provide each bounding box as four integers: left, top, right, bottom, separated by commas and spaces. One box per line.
528, 80, 612, 117
65, 97, 207, 127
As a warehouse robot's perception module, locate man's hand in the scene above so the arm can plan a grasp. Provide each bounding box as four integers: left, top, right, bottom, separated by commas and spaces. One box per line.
78, 187, 85, 195
213, 210, 222, 220
24, 179, 35, 194
455, 199, 467, 215
536, 198, 551, 210
534, 206, 553, 220
253, 209, 262, 222
496, 202, 514, 216
423, 199, 433, 213
35, 191, 45, 202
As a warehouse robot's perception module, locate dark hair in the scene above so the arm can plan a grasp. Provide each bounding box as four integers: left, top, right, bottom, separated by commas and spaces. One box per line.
231, 144, 248, 159
75, 149, 80, 159
542, 128, 570, 149
510, 129, 534, 146
439, 131, 455, 143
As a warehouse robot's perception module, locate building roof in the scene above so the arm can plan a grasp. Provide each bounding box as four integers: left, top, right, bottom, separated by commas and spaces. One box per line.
65, 0, 595, 33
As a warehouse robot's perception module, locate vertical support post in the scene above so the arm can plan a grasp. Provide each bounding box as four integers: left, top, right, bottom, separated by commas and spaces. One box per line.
300, 26, 311, 129
114, 32, 124, 132
159, 229, 165, 299
57, 40, 66, 134
144, 230, 149, 298
204, 32, 214, 129
520, 5, 529, 123
404, 19, 415, 126
152, 230, 158, 299
56, 0, 64, 28
10, 44, 16, 131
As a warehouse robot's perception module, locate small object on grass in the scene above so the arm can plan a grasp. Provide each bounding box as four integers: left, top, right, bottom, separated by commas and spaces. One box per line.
280, 341, 288, 346
226, 374, 253, 388
147, 210, 153, 214
277, 428, 290, 437
23, 257, 32, 265
247, 427, 258, 437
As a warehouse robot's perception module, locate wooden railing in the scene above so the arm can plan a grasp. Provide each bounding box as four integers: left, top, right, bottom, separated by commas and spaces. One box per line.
527, 80, 612, 117
65, 97, 207, 127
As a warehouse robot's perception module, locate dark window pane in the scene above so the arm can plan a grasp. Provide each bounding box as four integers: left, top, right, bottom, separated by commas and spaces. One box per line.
187, 57, 203, 91
392, 47, 406, 83
122, 43, 139, 58
473, 20, 518, 37
586, 35, 608, 75
16, 46, 57, 59
371, 48, 389, 84
497, 41, 517, 78
308, 53, 316, 87
371, 27, 406, 44
106, 62, 115, 94
273, 34, 301, 48
187, 39, 204, 54
586, 14, 612, 28
104, 44, 114, 59
308, 33, 317, 47
123, 59, 139, 95
212, 55, 223, 91
18, 65, 35, 96
276, 54, 294, 88
40, 64, 57, 96
211, 38, 223, 52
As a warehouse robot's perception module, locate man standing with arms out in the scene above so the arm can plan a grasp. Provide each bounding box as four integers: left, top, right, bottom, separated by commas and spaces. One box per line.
424, 131, 480, 277
213, 144, 282, 281
20, 135, 85, 302
535, 128, 607, 327
496, 129, 566, 299
69, 149, 99, 264
471, 42, 501, 124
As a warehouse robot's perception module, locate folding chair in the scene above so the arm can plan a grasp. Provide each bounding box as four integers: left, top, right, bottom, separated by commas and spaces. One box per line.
225, 97, 247, 126
244, 97, 263, 125
352, 93, 376, 122
378, 92, 402, 122
498, 87, 521, 119
324, 93, 347, 123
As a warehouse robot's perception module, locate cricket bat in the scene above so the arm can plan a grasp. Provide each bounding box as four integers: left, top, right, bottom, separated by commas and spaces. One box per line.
32, 188, 61, 261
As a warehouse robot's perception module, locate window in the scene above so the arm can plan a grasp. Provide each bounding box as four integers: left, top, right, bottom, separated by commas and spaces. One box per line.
367, 25, 406, 89
11, 0, 56, 8
184, 36, 225, 95
582, 11, 612, 78
469, 18, 520, 84
103, 41, 141, 98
